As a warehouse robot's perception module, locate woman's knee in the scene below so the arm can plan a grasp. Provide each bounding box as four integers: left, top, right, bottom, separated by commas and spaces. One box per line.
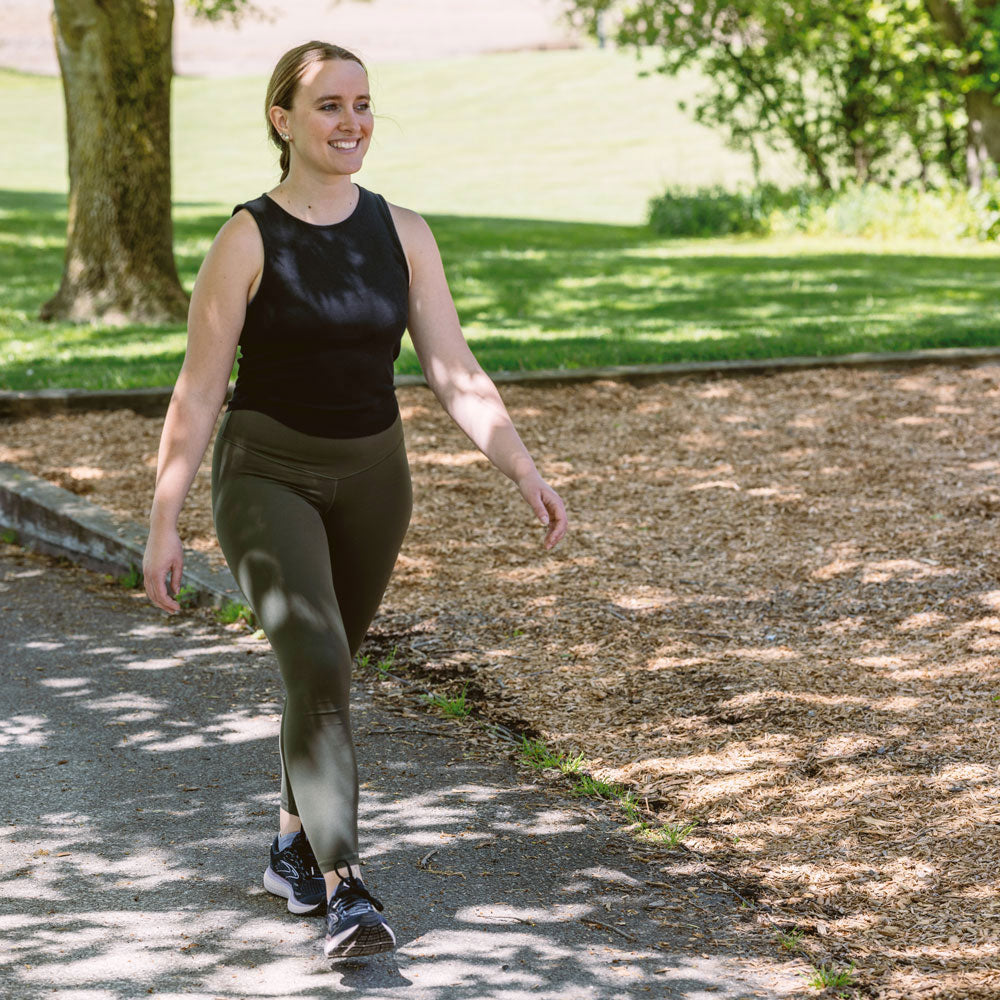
271, 623, 352, 696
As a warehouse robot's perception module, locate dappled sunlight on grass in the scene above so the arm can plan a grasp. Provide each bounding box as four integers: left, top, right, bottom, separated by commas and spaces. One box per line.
4, 186, 1000, 390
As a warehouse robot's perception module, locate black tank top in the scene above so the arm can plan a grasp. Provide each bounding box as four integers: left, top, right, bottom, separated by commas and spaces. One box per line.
226, 185, 410, 438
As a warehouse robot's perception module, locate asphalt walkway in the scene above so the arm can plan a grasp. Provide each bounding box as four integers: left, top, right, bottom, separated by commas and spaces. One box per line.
0, 544, 804, 999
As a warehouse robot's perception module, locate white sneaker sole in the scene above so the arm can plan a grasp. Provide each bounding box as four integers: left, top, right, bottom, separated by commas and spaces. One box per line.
263, 865, 324, 915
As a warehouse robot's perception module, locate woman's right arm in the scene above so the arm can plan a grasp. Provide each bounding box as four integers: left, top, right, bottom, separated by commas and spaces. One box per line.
143, 211, 263, 613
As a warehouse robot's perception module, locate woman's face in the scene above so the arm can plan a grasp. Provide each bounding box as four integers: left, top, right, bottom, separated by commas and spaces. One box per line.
272, 58, 373, 178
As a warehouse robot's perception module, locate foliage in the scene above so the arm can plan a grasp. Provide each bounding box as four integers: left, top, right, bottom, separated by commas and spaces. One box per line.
186, 0, 368, 23
772, 177, 1000, 240
518, 736, 586, 773
777, 926, 805, 951
647, 183, 811, 237
117, 564, 143, 589
566, 0, 965, 189
184, 0, 256, 22
649, 178, 1000, 241
805, 961, 856, 989
421, 682, 472, 717
374, 646, 397, 676
569, 771, 633, 801
174, 582, 199, 608
926, 0, 1000, 95
215, 599, 255, 627
649, 820, 698, 847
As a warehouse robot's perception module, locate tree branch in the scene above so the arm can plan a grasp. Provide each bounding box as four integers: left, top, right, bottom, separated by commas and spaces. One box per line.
923, 0, 966, 45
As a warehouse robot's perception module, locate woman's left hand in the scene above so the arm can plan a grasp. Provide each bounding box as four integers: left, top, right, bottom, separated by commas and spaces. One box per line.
517, 471, 568, 550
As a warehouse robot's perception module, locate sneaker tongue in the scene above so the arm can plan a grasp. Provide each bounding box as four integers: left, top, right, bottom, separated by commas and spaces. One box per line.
334, 876, 369, 906
334, 876, 363, 898
331, 875, 384, 912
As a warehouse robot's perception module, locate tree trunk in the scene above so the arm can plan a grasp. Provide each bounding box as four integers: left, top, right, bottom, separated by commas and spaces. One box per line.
924, 0, 1000, 188
965, 89, 1000, 189
42, 0, 188, 325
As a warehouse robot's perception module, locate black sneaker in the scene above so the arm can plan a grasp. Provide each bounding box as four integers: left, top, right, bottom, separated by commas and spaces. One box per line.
324, 861, 396, 958
263, 830, 326, 915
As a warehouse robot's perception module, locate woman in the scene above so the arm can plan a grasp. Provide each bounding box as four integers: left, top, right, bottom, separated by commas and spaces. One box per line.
142, 40, 568, 960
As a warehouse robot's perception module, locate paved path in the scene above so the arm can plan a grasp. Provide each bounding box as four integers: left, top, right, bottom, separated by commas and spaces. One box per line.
0, 545, 804, 999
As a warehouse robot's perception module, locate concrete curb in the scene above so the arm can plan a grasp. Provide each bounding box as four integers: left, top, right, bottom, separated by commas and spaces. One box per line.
3, 344, 1000, 606
3, 346, 1000, 419
0, 461, 241, 608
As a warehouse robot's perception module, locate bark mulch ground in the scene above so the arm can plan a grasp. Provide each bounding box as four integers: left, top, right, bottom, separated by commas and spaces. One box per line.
3, 365, 999, 999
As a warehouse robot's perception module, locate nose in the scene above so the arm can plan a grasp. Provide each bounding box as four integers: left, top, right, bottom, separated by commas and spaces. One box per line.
339, 107, 361, 132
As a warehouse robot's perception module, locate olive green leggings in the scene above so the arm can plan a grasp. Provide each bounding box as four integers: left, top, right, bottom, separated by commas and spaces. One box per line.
211, 408, 412, 872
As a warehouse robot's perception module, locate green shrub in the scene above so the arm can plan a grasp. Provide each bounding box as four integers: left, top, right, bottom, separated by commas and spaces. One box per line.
647, 183, 810, 237
773, 179, 1000, 240
650, 179, 1000, 242
966, 180, 1000, 241
649, 179, 1000, 242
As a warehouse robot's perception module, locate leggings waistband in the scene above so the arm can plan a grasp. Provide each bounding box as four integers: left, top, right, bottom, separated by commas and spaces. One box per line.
217, 408, 404, 480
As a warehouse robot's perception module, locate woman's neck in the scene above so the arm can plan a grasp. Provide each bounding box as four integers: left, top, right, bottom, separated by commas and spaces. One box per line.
271, 173, 358, 225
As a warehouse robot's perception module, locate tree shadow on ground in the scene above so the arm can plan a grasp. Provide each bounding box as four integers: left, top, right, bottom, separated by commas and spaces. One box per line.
0, 551, 797, 999
379, 367, 1000, 996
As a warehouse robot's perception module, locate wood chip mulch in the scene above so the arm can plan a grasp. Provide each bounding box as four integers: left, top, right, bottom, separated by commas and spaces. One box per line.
4, 364, 1000, 999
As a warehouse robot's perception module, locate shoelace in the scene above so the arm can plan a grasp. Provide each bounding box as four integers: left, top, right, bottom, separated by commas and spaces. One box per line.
331, 863, 384, 914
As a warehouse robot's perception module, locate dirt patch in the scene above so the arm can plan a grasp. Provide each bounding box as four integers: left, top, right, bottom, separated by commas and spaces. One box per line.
4, 365, 1000, 999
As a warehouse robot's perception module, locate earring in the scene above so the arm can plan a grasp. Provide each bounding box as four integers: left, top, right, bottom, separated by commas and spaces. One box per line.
280, 133, 290, 142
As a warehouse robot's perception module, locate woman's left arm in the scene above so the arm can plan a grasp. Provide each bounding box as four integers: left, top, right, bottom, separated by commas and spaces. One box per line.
391, 205, 568, 550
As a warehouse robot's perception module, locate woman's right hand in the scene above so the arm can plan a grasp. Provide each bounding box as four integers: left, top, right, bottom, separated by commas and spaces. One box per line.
143, 524, 184, 614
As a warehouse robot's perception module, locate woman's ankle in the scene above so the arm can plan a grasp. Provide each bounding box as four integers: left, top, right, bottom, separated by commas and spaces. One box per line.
278, 807, 302, 838
323, 862, 361, 898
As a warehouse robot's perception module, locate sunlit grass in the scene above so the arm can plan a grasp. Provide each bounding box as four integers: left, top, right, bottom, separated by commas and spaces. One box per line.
2, 53, 999, 391
0, 49, 802, 224
2, 194, 1000, 390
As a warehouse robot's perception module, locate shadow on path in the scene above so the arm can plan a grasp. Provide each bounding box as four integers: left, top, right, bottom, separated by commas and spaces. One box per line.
0, 544, 804, 998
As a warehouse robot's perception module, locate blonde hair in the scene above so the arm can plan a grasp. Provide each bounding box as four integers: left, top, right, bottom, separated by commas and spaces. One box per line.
265, 41, 368, 182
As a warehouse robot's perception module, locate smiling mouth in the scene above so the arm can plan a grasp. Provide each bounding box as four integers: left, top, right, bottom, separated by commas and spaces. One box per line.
330, 139, 360, 150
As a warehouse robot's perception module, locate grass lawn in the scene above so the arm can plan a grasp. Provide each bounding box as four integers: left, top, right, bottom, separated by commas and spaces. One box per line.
1, 48, 801, 223
2, 49, 999, 391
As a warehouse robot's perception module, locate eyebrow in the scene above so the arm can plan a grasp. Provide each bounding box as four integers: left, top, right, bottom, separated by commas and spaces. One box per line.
314, 93, 371, 103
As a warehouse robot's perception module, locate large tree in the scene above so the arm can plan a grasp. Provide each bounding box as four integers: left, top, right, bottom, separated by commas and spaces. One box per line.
567, 0, 966, 190
924, 0, 1000, 187
43, 0, 249, 325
